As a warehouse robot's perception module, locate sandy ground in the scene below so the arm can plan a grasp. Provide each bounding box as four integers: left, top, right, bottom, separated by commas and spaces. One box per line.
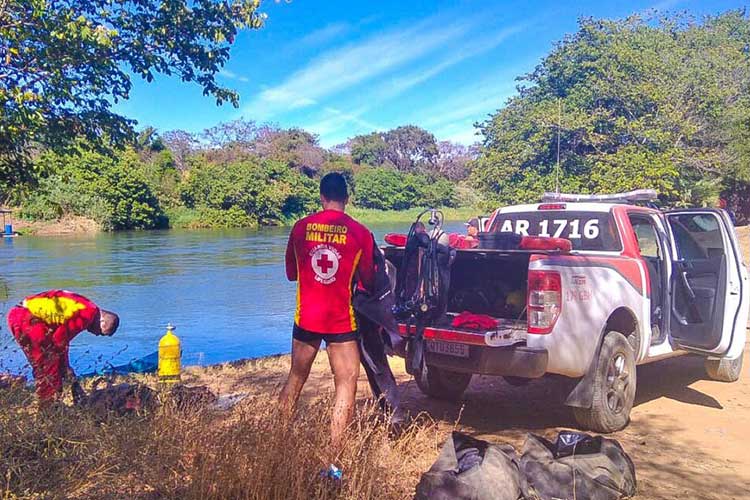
10, 214, 100, 235
182, 226, 750, 499
184, 344, 750, 500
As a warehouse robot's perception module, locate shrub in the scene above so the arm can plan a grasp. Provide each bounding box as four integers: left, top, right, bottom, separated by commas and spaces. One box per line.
21, 149, 167, 230
180, 159, 318, 225
353, 168, 455, 210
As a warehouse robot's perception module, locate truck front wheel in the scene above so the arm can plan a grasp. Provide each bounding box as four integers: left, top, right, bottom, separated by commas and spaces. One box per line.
573, 332, 636, 433
415, 363, 472, 401
705, 354, 743, 382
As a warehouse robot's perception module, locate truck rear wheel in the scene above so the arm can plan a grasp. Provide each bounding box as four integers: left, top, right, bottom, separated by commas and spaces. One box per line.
705, 354, 743, 382
573, 332, 636, 433
415, 363, 472, 401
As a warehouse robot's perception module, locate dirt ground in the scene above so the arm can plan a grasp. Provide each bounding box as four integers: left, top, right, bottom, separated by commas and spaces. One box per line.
9, 214, 100, 235
180, 225, 750, 499
184, 342, 750, 500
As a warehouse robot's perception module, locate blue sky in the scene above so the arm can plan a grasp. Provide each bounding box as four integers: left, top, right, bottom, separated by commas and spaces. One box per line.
113, 0, 747, 147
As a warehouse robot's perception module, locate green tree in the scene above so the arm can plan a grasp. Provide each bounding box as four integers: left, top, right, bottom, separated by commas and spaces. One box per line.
382, 126, 439, 172
349, 132, 387, 166
22, 148, 167, 229
472, 11, 750, 210
348, 126, 439, 173
354, 168, 454, 210
0, 0, 265, 197
180, 158, 317, 225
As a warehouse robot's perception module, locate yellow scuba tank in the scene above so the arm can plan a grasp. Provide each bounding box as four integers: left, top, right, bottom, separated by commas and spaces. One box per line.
158, 323, 181, 383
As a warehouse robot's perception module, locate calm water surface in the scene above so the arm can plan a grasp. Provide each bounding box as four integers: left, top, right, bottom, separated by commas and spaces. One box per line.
0, 221, 464, 376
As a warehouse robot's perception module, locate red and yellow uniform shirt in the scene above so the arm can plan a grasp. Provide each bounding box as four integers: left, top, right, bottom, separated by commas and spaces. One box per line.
7, 290, 100, 400
285, 209, 375, 334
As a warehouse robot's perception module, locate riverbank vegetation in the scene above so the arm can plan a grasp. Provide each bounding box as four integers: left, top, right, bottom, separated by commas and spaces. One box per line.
2, 6, 750, 231
10, 122, 476, 230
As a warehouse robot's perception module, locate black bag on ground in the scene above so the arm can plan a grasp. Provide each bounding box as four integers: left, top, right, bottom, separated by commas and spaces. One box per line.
520, 431, 637, 500
73, 378, 157, 418
416, 431, 636, 500
414, 432, 523, 500
169, 384, 217, 410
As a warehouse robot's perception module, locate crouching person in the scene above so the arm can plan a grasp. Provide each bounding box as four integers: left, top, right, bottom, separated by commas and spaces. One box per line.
6, 290, 119, 403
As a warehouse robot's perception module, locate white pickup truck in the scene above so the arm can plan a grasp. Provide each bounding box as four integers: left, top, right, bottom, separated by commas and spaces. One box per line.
384, 191, 749, 432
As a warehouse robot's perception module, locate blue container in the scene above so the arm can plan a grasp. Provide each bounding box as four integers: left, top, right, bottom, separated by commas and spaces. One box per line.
4, 224, 12, 235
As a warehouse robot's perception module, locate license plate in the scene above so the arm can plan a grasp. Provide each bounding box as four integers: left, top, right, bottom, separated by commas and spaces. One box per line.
426, 340, 469, 358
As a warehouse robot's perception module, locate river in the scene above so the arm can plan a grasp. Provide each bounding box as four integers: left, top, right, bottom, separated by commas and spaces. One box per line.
0, 220, 465, 376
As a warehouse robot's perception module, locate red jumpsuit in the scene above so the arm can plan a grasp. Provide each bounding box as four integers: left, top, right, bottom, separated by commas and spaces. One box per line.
7, 290, 100, 400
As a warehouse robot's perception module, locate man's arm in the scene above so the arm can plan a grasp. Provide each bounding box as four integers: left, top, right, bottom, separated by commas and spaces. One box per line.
285, 224, 298, 282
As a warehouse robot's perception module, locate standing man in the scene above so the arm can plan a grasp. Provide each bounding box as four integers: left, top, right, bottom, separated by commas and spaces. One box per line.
280, 172, 375, 469
7, 290, 119, 402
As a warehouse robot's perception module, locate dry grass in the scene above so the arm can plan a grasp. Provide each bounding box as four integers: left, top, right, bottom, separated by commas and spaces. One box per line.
0, 380, 443, 500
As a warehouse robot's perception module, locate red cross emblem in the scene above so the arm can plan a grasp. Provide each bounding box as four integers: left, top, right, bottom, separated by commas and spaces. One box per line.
311, 246, 340, 284
316, 253, 335, 274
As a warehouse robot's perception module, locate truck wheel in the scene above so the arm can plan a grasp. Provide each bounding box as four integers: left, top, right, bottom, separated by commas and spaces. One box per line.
705, 354, 743, 382
415, 364, 472, 401
573, 332, 636, 433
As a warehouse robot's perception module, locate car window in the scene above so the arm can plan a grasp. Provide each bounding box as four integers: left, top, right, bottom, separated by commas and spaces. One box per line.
668, 213, 725, 260
630, 218, 660, 258
489, 211, 622, 251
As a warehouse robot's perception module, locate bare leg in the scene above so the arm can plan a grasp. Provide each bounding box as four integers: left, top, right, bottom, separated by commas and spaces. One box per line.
279, 338, 321, 416
326, 340, 360, 459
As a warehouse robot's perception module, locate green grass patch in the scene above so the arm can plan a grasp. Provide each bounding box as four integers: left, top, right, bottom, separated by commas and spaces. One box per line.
167, 206, 481, 229
347, 206, 480, 224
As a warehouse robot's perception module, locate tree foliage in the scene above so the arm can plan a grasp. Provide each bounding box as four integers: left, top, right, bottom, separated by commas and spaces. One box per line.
349, 133, 388, 166
180, 159, 318, 225
347, 126, 441, 173
472, 11, 750, 213
0, 0, 265, 196
354, 167, 455, 210
22, 148, 168, 230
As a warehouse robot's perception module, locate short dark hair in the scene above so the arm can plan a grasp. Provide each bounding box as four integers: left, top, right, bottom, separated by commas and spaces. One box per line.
320, 172, 348, 202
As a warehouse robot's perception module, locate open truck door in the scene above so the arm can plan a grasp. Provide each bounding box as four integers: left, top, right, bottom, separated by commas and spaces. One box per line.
665, 210, 748, 361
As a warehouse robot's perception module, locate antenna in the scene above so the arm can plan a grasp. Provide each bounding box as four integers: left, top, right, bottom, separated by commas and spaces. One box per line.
555, 98, 561, 194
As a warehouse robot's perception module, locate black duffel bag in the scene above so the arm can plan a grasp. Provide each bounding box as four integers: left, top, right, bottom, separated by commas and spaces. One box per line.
520, 431, 637, 500
414, 432, 524, 500
416, 431, 636, 500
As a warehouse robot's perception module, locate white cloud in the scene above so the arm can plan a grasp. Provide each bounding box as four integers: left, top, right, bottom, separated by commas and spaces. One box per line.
298, 22, 351, 47
416, 70, 521, 144
218, 69, 249, 83
242, 10, 533, 146
375, 22, 529, 102
244, 15, 473, 118
302, 106, 383, 147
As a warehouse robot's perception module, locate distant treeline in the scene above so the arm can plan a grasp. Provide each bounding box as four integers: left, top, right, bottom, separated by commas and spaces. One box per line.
12, 123, 476, 230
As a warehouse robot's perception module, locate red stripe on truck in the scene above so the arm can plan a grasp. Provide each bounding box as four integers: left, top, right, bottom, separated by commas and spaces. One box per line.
531, 254, 646, 297
398, 324, 487, 346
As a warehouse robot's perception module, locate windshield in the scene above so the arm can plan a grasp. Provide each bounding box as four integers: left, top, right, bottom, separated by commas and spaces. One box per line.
489, 210, 622, 251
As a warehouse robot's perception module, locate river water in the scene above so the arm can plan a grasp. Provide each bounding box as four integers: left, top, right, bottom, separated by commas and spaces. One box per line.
0, 220, 464, 376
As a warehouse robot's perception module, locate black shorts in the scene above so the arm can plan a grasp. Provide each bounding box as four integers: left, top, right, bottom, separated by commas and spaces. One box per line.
293, 324, 359, 345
